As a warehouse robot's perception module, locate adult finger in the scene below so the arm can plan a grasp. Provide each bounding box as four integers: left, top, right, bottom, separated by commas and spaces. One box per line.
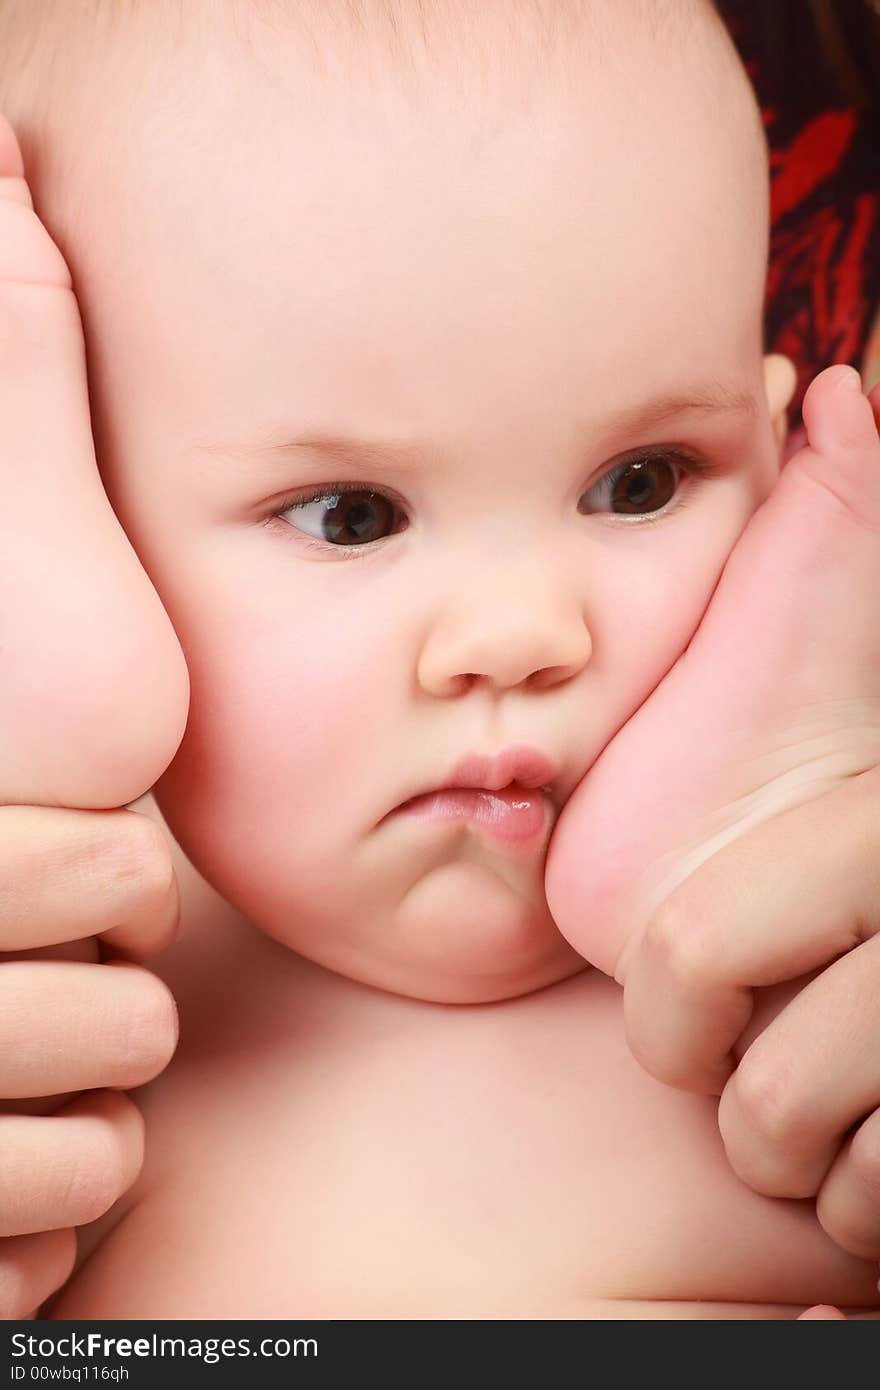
0, 1229, 76, 1321
815, 1108, 880, 1260
622, 764, 880, 1093
0, 116, 190, 813
716, 932, 880, 1200
0, 960, 178, 1098
0, 804, 180, 958
0, 1090, 144, 1237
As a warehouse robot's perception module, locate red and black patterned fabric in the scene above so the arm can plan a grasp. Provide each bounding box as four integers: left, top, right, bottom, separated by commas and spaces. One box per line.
718, 1, 880, 428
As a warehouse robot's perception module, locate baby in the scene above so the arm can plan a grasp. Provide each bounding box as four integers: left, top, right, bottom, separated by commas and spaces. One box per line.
3, 0, 880, 1318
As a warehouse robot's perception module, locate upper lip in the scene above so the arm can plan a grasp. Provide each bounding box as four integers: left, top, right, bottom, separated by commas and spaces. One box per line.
383, 744, 564, 826
417, 745, 560, 798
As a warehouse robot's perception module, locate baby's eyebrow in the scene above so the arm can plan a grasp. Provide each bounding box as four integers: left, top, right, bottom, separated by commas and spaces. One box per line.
195, 382, 759, 471
200, 434, 433, 472
604, 383, 760, 435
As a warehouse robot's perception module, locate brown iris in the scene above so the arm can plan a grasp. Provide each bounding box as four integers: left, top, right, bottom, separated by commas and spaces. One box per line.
318, 491, 397, 544
605, 457, 677, 515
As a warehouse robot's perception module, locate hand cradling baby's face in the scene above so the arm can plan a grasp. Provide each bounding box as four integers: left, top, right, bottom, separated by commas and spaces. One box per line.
13, 0, 794, 1001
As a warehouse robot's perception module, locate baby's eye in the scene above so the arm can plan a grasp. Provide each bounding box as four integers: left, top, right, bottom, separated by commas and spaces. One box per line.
270, 449, 702, 553
278, 487, 404, 547
580, 453, 681, 518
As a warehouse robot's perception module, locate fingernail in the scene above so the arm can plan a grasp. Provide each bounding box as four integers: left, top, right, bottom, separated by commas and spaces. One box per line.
836, 365, 863, 392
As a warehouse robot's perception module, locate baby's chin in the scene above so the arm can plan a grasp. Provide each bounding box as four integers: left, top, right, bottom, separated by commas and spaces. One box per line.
274, 934, 588, 1005
260, 866, 589, 1005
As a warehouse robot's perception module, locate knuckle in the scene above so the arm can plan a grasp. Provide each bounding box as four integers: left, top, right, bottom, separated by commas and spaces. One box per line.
733, 1052, 811, 1151
848, 1124, 880, 1200
818, 1197, 880, 1261
643, 895, 714, 991
100, 813, 174, 904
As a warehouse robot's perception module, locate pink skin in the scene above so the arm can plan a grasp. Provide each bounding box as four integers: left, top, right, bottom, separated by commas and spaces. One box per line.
3, 3, 878, 1321
798, 1305, 847, 1320
16, 6, 790, 1004
0, 119, 188, 812
544, 369, 880, 994
543, 364, 880, 1276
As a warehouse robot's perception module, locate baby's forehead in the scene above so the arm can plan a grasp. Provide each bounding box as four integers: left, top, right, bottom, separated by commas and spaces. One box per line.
5, 0, 745, 139
49, 0, 757, 236
2, 0, 760, 226
0, 0, 770, 493
264, 0, 706, 66
234, 0, 736, 120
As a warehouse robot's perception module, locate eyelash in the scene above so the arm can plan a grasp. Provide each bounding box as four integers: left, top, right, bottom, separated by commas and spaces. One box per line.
262, 448, 720, 559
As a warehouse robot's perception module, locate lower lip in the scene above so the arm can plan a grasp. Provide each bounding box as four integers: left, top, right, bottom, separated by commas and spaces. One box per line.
396, 786, 549, 848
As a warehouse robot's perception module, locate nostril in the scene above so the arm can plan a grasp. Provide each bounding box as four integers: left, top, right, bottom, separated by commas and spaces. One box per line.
528, 665, 573, 692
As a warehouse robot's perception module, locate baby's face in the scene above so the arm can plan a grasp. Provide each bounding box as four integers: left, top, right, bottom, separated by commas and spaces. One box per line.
36, 3, 787, 1001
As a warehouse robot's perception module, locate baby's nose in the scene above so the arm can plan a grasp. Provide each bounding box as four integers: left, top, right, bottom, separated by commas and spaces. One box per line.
416, 568, 591, 697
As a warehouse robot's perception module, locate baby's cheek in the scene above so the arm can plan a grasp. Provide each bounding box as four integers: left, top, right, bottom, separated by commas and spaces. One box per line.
152, 601, 397, 916
594, 488, 751, 736
545, 482, 756, 966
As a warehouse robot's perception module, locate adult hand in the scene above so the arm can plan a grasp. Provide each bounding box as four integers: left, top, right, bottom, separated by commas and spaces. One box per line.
546, 365, 880, 1260
0, 114, 189, 1317
659, 770, 880, 1262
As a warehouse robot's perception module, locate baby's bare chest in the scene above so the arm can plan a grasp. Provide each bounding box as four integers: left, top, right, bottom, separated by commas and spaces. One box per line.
50, 968, 879, 1318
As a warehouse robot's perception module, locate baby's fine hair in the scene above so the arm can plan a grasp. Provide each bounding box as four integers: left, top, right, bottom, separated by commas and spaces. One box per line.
0, 0, 725, 131
0, 0, 764, 301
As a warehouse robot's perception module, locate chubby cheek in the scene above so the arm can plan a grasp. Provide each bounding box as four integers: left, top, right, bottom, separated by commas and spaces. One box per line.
545, 480, 759, 963
153, 576, 403, 940
588, 483, 753, 754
